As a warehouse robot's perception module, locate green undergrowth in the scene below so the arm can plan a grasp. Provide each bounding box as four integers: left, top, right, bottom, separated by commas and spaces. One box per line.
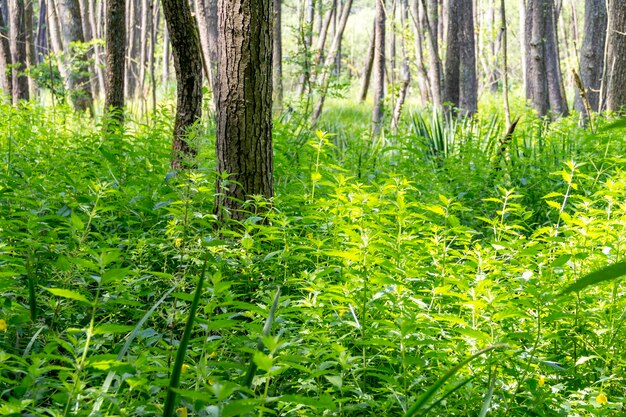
1, 100, 625, 416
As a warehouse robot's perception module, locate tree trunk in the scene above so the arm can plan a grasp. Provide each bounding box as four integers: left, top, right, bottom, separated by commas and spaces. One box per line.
310, 0, 353, 124
0, 5, 12, 99
421, 0, 442, 107
574, 0, 606, 115
57, 0, 94, 113
605, 0, 626, 112
524, 0, 567, 117
104, 0, 125, 123
35, 0, 47, 63
23, 0, 35, 97
458, 0, 477, 115
161, 25, 170, 84
443, 0, 460, 110
161, 0, 203, 169
215, 0, 273, 222
371, 0, 385, 135
89, 0, 106, 96
272, 0, 282, 110
9, 0, 29, 103
391, 0, 410, 131
500, 0, 510, 126
194, 0, 215, 90
358, 19, 375, 103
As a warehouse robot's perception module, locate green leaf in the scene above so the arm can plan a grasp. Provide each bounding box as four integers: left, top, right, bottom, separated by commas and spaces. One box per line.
278, 394, 336, 410
44, 288, 91, 305
560, 261, 626, 295
93, 324, 134, 335
253, 351, 273, 372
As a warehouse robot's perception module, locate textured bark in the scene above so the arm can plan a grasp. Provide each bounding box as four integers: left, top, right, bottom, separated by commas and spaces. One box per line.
311, 4, 334, 78
574, 0, 606, 114
524, 0, 567, 117
358, 19, 375, 103
458, 0, 477, 115
195, 0, 214, 90
0, 6, 12, 98
310, 0, 352, 124
215, 0, 273, 222
272, 0, 282, 110
35, 0, 47, 63
161, 0, 203, 169
104, 0, 125, 122
57, 0, 94, 112
443, 0, 459, 109
9, 0, 29, 102
606, 0, 626, 112
88, 0, 105, 95
161, 25, 170, 83
421, 0, 442, 107
23, 0, 35, 96
371, 0, 385, 136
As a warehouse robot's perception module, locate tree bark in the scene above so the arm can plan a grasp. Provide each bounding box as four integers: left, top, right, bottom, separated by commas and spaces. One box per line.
420, 0, 442, 107
458, 0, 477, 115
194, 0, 215, 90
574, 0, 606, 114
391, 0, 410, 131
605, 0, 626, 112
161, 0, 203, 169
358, 19, 375, 103
443, 0, 460, 109
371, 0, 385, 135
35, 0, 47, 63
104, 0, 125, 123
272, 0, 282, 110
524, 0, 567, 117
0, 5, 12, 99
9, 0, 29, 103
215, 0, 273, 222
57, 0, 94, 113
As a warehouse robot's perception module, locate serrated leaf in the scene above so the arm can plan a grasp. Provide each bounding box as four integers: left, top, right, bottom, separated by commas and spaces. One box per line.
44, 288, 91, 305
324, 374, 343, 390
546, 200, 562, 210
253, 351, 273, 372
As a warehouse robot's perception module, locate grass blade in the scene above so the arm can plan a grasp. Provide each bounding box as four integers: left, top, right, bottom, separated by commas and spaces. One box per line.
404, 344, 506, 417
162, 253, 210, 417
560, 261, 626, 295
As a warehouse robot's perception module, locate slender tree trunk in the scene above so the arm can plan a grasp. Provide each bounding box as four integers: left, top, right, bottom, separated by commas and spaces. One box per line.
24, 0, 35, 97
149, 0, 158, 112
391, 0, 410, 131
414, 0, 432, 103
9, 0, 29, 103
215, 0, 273, 222
371, 0, 385, 135
0, 6, 12, 99
574, 0, 605, 115
58, 0, 94, 112
104, 0, 125, 123
500, 0, 510, 126
272, 0, 282, 110
89, 0, 106, 96
358, 19, 375, 103
194, 0, 215, 90
311, 5, 334, 79
161, 24, 170, 84
161, 0, 203, 169
605, 0, 626, 112
138, 0, 150, 102
443, 0, 460, 109
421, 0, 442, 107
310, 0, 353, 124
519, 0, 526, 93
545, 1, 567, 115
35, 0, 47, 63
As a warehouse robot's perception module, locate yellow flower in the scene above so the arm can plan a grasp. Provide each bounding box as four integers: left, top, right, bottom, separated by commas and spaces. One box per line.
176, 407, 188, 417
181, 363, 190, 374
174, 238, 183, 248
0, 319, 6, 331
538, 375, 545, 387
208, 351, 217, 359
596, 392, 608, 405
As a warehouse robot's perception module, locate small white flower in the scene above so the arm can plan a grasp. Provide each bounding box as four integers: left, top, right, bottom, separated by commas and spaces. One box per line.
602, 246, 612, 255
522, 270, 533, 281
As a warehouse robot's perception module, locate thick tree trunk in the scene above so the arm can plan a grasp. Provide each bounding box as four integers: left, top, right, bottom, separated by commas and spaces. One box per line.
421, 0, 442, 107
161, 0, 203, 169
525, 0, 567, 117
443, 0, 459, 109
272, 0, 282, 110
371, 0, 385, 135
358, 19, 375, 103
574, 0, 606, 114
458, 0, 477, 115
9, 0, 29, 103
57, 0, 94, 113
35, 0, 47, 63
605, 0, 626, 112
104, 0, 125, 123
0, 6, 12, 98
215, 0, 273, 222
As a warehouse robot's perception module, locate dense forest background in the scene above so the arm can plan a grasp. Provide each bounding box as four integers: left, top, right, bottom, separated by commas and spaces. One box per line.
2, 0, 626, 416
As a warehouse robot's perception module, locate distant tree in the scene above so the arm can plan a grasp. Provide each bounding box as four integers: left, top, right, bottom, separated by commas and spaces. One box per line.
605, 0, 626, 112
273, 0, 283, 110
214, 0, 273, 222
0, 5, 12, 98
443, 0, 477, 115
524, 0, 568, 117
57, 0, 94, 113
161, 0, 203, 169
574, 0, 605, 115
371, 0, 385, 135
104, 0, 126, 123
358, 19, 375, 103
9, 0, 28, 103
